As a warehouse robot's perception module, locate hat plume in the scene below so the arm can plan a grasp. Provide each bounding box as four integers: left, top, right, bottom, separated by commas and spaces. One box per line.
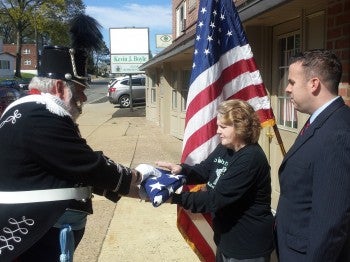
69, 14, 104, 51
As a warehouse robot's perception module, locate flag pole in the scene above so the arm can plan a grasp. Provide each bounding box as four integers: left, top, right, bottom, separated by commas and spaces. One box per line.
272, 124, 286, 156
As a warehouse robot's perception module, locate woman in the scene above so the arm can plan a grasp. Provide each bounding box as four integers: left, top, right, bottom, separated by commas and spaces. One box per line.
157, 99, 274, 262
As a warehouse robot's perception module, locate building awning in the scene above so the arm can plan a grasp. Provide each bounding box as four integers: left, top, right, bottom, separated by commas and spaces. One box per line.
238, 0, 290, 22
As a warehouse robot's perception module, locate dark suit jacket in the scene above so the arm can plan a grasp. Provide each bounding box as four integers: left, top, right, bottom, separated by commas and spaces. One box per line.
276, 97, 350, 262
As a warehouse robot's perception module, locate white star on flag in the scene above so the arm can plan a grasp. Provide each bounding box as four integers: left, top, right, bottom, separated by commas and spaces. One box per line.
168, 187, 175, 194
168, 174, 181, 180
149, 182, 164, 192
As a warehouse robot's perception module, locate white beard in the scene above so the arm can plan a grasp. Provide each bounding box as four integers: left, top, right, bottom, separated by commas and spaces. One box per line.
64, 99, 81, 122
63, 87, 82, 122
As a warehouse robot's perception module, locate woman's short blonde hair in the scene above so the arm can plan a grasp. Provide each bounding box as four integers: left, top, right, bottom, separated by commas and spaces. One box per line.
217, 99, 261, 144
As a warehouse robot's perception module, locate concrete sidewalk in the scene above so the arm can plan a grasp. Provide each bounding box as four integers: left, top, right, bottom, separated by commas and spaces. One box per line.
74, 100, 199, 261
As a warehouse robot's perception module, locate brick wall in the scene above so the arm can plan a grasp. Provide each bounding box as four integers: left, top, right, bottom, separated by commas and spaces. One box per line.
3, 44, 37, 71
172, 0, 182, 40
326, 0, 350, 104
186, 0, 199, 32
172, 0, 198, 40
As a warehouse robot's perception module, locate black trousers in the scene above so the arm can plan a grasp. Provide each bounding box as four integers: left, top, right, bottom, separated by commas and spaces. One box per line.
16, 227, 85, 262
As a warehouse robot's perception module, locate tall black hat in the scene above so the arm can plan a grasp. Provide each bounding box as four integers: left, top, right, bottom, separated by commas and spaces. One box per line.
38, 14, 103, 88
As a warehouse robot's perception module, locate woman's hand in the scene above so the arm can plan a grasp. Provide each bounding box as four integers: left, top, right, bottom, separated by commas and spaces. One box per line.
155, 161, 182, 175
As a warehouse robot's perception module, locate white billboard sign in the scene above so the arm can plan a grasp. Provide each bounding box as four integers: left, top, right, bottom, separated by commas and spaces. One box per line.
110, 28, 149, 74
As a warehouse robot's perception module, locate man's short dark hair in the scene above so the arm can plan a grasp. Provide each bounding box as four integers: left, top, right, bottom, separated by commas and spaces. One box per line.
289, 49, 342, 94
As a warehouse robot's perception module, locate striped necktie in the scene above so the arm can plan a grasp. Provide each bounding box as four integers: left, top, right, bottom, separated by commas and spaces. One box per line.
300, 119, 311, 135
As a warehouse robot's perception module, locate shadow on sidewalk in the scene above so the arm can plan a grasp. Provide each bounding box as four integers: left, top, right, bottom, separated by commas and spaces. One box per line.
112, 106, 146, 118
89, 97, 108, 104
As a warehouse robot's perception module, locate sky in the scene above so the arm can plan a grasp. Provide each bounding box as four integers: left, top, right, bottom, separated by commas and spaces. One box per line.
84, 0, 172, 55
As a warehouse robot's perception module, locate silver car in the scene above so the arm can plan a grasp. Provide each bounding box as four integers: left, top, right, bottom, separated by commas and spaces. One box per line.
107, 75, 146, 108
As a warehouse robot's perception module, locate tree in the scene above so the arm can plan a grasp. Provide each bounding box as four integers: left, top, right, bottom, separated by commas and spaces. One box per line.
39, 0, 85, 45
0, 12, 16, 43
89, 40, 109, 76
0, 0, 85, 77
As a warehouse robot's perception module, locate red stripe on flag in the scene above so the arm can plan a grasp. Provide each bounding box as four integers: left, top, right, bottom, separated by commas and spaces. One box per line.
177, 207, 216, 261
181, 118, 217, 163
185, 57, 256, 123
256, 109, 275, 126
232, 84, 269, 100
229, 85, 275, 123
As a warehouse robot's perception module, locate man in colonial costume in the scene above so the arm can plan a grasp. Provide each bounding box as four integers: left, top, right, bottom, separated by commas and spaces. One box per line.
0, 14, 154, 261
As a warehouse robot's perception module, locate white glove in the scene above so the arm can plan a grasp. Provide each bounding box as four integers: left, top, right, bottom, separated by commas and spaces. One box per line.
135, 164, 162, 183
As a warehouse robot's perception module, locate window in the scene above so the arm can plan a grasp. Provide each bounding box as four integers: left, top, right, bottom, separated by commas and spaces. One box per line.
0, 60, 10, 69
172, 90, 178, 110
121, 79, 129, 85
23, 49, 31, 54
131, 78, 144, 86
176, 1, 187, 37
277, 33, 300, 129
151, 89, 156, 103
172, 71, 178, 110
150, 73, 157, 104
24, 60, 32, 65
181, 70, 191, 112
171, 70, 190, 111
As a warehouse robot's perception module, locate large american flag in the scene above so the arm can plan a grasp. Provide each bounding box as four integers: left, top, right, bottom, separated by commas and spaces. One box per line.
177, 0, 275, 261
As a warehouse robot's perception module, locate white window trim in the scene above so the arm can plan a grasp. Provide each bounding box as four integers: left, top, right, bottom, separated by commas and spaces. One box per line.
176, 1, 187, 37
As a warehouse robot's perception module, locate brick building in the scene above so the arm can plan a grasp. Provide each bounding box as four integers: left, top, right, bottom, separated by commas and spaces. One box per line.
140, 0, 350, 211
3, 43, 38, 75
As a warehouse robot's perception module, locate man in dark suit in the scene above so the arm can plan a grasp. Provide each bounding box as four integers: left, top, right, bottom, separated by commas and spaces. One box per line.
275, 49, 350, 261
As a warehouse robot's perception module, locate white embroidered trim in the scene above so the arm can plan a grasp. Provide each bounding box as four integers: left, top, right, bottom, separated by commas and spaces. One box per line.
0, 110, 21, 129
1, 93, 71, 118
0, 216, 35, 255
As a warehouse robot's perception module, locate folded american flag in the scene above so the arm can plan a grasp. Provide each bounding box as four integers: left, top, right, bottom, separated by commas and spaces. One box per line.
142, 168, 186, 207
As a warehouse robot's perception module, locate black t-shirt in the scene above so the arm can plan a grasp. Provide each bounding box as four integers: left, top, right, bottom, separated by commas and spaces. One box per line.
173, 143, 274, 259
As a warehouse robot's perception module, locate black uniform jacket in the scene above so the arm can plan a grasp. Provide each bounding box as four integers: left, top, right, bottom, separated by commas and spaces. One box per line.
0, 94, 132, 260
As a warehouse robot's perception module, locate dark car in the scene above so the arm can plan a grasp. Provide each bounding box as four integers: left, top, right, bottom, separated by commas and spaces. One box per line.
0, 79, 31, 95
0, 79, 20, 89
0, 87, 22, 115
